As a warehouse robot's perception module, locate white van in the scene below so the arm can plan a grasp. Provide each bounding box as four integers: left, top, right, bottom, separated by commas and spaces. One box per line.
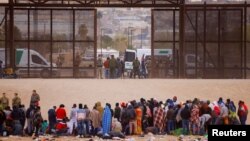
124, 49, 136, 71
0, 48, 58, 78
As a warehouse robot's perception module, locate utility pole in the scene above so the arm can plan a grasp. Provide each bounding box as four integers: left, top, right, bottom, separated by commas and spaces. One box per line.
141, 28, 143, 48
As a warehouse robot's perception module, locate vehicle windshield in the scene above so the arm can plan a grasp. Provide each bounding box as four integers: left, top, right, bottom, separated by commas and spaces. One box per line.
124, 52, 135, 62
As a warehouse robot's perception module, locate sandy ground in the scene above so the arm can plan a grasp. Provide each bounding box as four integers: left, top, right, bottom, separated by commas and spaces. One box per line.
0, 79, 249, 140
0, 134, 208, 141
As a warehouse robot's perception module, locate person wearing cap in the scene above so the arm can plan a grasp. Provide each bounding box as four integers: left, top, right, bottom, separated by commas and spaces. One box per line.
12, 93, 21, 108
0, 93, 9, 109
30, 90, 40, 107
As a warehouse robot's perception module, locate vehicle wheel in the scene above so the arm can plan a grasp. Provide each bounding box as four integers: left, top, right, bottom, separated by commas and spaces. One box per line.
40, 70, 50, 78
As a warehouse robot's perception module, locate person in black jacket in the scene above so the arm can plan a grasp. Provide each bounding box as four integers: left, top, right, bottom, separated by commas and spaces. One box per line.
114, 103, 121, 121
11, 106, 23, 135
180, 104, 191, 135
48, 106, 57, 134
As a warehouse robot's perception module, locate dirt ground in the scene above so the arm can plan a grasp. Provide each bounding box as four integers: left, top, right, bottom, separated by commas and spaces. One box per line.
0, 79, 249, 140
0, 134, 207, 141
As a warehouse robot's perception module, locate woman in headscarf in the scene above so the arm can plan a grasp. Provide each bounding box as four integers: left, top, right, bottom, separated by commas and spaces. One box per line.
102, 104, 112, 135
95, 102, 104, 117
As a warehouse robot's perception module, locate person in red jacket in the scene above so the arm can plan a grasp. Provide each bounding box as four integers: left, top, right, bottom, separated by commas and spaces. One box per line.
238, 100, 248, 125
56, 104, 67, 121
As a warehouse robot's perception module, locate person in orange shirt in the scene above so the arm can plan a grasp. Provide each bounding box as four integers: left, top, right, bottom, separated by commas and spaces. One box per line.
135, 104, 142, 135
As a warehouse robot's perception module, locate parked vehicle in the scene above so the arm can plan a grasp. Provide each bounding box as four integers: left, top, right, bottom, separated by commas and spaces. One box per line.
0, 48, 58, 78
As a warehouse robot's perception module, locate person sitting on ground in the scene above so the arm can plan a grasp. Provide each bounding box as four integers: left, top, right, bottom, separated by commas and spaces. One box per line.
40, 120, 48, 135
110, 118, 125, 138
54, 117, 69, 136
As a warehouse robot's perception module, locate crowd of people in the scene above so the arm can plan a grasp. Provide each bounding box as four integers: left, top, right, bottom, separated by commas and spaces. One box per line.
97, 55, 148, 79
0, 91, 248, 139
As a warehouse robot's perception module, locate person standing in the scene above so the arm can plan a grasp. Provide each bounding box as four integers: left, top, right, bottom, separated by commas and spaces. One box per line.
32, 106, 43, 139
114, 103, 121, 121
69, 104, 78, 135
109, 55, 117, 79
83, 105, 91, 135
97, 57, 103, 79
77, 104, 86, 138
132, 57, 140, 78
190, 104, 200, 135
180, 105, 191, 135
166, 105, 175, 134
30, 90, 40, 107
238, 100, 248, 125
153, 104, 164, 133
120, 60, 125, 79
11, 105, 23, 135
135, 104, 142, 135
12, 93, 21, 108
89, 105, 101, 135
48, 106, 57, 133
0, 93, 9, 109
103, 57, 110, 79
19, 105, 26, 131
102, 105, 112, 135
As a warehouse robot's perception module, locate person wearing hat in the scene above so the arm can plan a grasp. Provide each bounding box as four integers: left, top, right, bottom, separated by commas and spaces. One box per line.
12, 93, 21, 108
0, 93, 9, 109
